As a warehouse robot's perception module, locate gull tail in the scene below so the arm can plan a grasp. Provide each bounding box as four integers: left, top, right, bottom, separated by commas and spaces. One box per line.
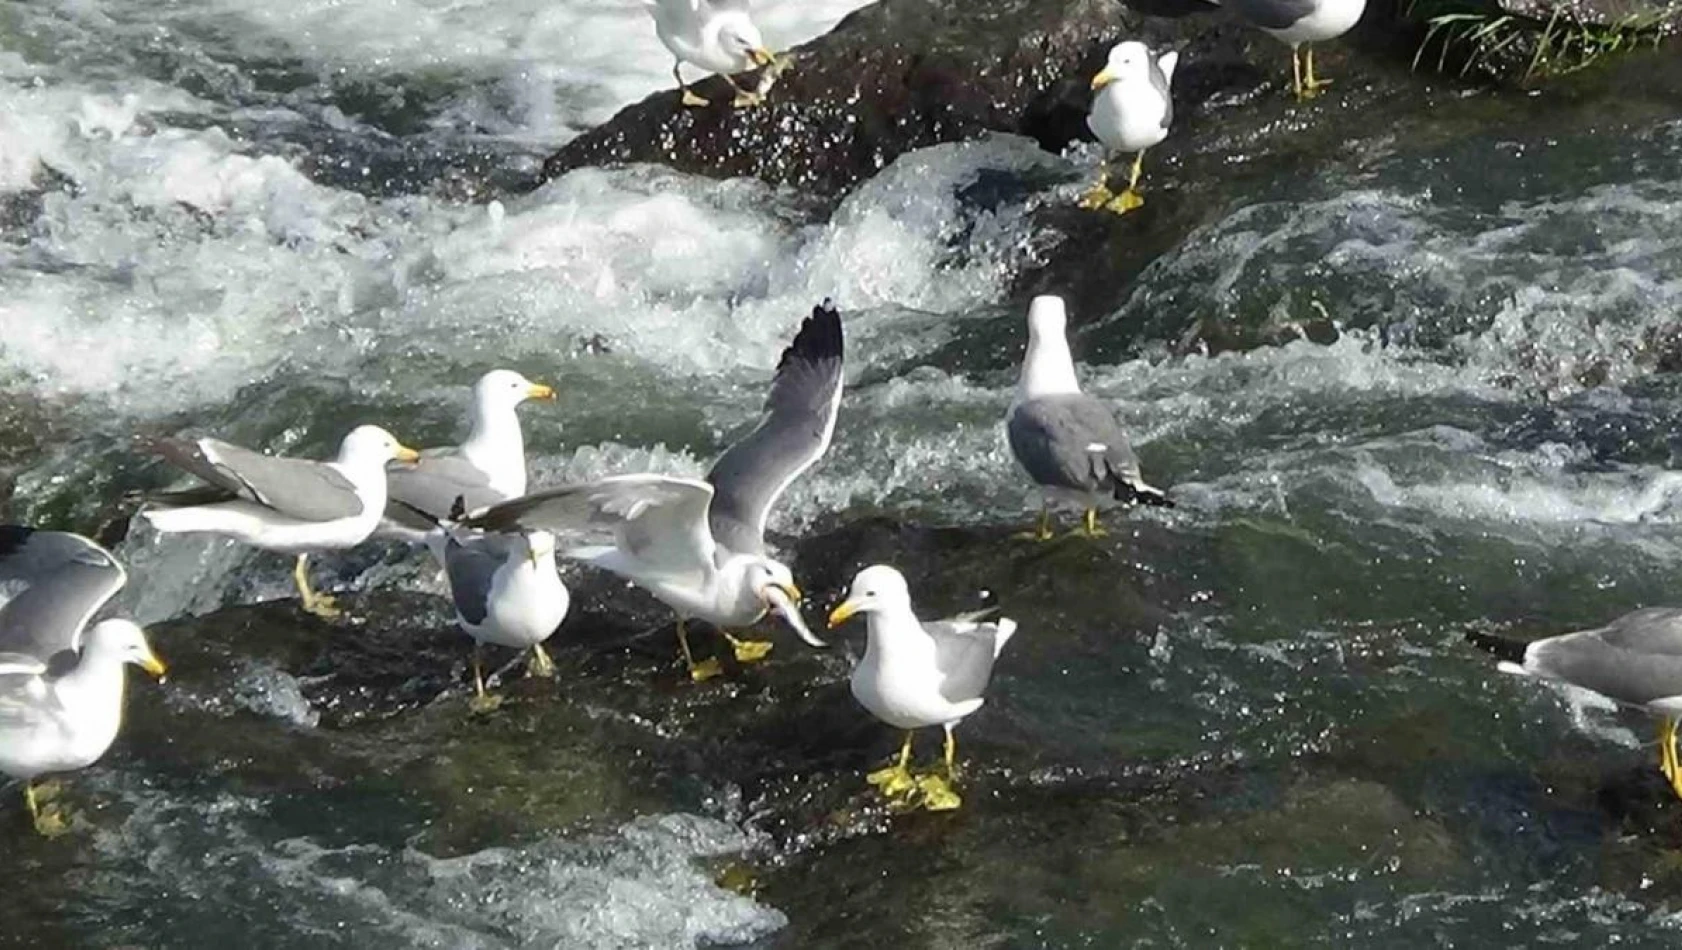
1112, 475, 1175, 509
1465, 628, 1529, 673
139, 504, 238, 535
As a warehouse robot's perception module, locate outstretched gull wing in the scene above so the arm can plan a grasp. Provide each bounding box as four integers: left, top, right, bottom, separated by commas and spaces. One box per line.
1006, 394, 1171, 506
141, 436, 366, 522
465, 475, 717, 579
706, 299, 845, 555
386, 449, 503, 530
0, 526, 127, 662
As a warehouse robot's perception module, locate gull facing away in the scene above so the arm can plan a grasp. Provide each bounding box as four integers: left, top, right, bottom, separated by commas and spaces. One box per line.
1469, 610, 1682, 800
647, 0, 778, 108
137, 425, 420, 619
1083, 41, 1177, 215
0, 527, 166, 836
415, 508, 569, 713
464, 299, 843, 682
1216, 0, 1365, 99
380, 369, 557, 544
828, 565, 1016, 813
1006, 296, 1172, 540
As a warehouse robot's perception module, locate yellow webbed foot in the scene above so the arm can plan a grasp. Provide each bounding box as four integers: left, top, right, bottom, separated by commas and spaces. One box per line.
915, 774, 963, 812
724, 634, 773, 664
688, 657, 725, 683
1078, 185, 1113, 210
680, 89, 710, 108
32, 805, 70, 838
1011, 527, 1055, 542
301, 592, 343, 620
866, 764, 917, 799
527, 644, 556, 679
1104, 189, 1144, 215
731, 90, 765, 109
468, 692, 504, 715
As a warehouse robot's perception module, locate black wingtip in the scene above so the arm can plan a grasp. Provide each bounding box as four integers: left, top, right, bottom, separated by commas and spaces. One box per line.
779, 298, 844, 370
0, 524, 35, 559
1466, 628, 1528, 665
1116, 481, 1175, 509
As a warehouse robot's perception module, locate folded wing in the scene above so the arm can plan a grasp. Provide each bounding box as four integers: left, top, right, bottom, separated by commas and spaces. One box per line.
141, 436, 365, 521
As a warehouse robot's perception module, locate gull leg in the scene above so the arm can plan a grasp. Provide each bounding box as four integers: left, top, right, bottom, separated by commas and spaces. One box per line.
1013, 505, 1056, 542
675, 62, 709, 108
1302, 46, 1331, 99
527, 642, 556, 679
1078, 507, 1109, 538
867, 730, 918, 799
915, 726, 963, 812
24, 782, 69, 838
292, 554, 341, 620
1078, 160, 1114, 210
677, 619, 723, 683
1667, 717, 1682, 801
469, 643, 503, 714
722, 631, 774, 664
725, 73, 764, 109
1104, 151, 1146, 214
1659, 718, 1674, 781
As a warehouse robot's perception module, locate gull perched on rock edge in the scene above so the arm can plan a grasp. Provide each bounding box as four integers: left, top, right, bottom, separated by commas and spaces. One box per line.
403, 500, 570, 714
1469, 610, 1682, 800
647, 0, 779, 108
0, 526, 166, 836
828, 565, 1016, 813
1083, 41, 1177, 215
1006, 296, 1173, 540
136, 425, 421, 619
1213, 0, 1366, 99
379, 369, 557, 545
463, 299, 843, 682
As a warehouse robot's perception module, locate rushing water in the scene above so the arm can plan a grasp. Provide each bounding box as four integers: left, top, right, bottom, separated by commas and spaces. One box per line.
5, 0, 1682, 945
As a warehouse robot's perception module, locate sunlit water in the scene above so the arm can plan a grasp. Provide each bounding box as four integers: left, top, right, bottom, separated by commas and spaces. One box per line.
4, 0, 1682, 944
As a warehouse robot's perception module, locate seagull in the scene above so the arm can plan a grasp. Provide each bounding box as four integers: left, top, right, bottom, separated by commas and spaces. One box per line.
137, 425, 420, 619
1082, 41, 1177, 215
1006, 296, 1172, 540
419, 513, 569, 713
0, 526, 166, 836
380, 370, 557, 544
646, 0, 778, 109
827, 565, 1016, 813
1469, 610, 1682, 800
464, 299, 843, 681
1218, 0, 1366, 99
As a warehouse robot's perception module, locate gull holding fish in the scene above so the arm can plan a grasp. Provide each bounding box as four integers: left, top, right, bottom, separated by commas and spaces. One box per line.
464, 300, 843, 681
647, 0, 780, 108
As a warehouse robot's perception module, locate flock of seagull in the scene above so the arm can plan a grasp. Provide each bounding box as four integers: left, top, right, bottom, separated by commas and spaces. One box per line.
6, 0, 1682, 841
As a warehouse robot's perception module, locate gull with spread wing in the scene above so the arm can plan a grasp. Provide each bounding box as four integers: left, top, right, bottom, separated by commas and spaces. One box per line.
0, 527, 166, 836
465, 300, 843, 681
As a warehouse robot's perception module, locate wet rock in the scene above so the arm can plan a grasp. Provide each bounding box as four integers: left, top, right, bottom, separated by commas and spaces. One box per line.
540, 0, 1419, 198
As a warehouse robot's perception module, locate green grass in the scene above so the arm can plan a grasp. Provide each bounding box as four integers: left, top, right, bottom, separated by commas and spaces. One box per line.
1408, 2, 1672, 82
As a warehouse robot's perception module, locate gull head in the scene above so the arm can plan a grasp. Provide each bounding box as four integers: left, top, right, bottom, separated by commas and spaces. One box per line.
747, 559, 825, 647
86, 619, 167, 679
1092, 40, 1150, 90
340, 424, 422, 466
713, 12, 774, 70
827, 564, 913, 627
476, 368, 556, 410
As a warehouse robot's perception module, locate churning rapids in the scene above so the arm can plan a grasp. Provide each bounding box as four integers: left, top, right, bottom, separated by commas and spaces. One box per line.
4, 0, 1682, 946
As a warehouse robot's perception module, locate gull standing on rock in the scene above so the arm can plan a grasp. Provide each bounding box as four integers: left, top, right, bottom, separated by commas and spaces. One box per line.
137, 425, 420, 619
380, 369, 557, 544
0, 527, 166, 836
423, 520, 568, 714
464, 300, 843, 681
1083, 40, 1177, 215
1006, 296, 1172, 540
828, 565, 1016, 813
1218, 0, 1365, 99
647, 0, 778, 108
1469, 610, 1682, 801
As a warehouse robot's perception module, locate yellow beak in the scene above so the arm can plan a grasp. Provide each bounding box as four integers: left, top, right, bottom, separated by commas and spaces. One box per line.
749, 47, 776, 68
778, 581, 803, 603
527, 383, 557, 401
827, 598, 861, 628
140, 650, 168, 679
393, 443, 422, 463
1091, 68, 1116, 90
